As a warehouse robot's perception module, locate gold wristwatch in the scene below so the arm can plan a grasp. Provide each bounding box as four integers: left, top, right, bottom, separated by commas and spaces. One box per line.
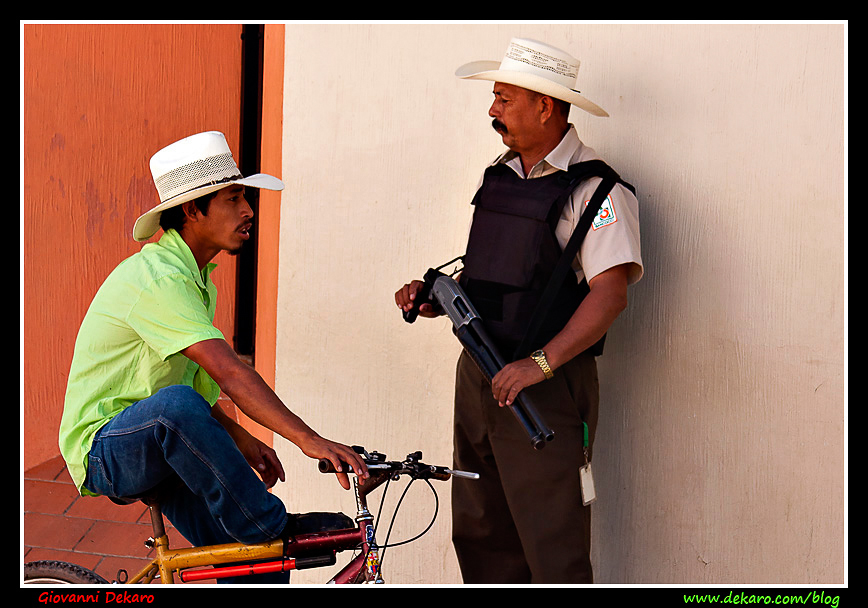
530, 349, 554, 380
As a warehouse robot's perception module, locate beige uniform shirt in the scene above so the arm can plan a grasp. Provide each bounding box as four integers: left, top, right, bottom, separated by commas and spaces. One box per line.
485, 125, 643, 286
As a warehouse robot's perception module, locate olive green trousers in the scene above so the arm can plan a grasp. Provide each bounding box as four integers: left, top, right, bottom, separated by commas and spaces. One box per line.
451, 349, 600, 584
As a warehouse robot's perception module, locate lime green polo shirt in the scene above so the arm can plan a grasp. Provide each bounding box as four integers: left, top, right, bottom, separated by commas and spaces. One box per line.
59, 229, 225, 495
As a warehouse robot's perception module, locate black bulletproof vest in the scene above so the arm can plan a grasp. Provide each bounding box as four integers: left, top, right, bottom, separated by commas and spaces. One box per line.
459, 160, 634, 361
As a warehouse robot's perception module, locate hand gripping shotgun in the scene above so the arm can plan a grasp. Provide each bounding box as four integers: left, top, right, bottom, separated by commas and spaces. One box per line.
402, 259, 555, 450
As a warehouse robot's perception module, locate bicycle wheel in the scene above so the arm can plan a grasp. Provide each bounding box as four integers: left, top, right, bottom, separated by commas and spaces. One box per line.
24, 560, 108, 584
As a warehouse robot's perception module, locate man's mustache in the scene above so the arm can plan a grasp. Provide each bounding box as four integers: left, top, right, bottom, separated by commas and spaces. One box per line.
492, 118, 508, 134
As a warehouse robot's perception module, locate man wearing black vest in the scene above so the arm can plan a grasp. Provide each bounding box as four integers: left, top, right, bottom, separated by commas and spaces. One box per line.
396, 38, 643, 583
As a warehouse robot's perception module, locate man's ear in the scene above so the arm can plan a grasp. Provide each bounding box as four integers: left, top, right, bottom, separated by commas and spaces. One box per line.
181, 200, 200, 222
538, 94, 556, 125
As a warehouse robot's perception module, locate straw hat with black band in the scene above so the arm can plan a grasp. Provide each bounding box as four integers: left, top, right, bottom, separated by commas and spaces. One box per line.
455, 37, 609, 118
134, 131, 284, 242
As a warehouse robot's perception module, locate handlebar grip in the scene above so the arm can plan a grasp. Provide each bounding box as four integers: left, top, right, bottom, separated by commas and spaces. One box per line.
426, 466, 452, 482
318, 459, 343, 474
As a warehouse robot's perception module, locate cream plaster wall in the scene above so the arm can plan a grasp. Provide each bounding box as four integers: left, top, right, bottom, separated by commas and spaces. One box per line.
270, 22, 846, 585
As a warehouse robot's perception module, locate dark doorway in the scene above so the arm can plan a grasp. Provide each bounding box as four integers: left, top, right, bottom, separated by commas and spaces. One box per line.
234, 24, 264, 361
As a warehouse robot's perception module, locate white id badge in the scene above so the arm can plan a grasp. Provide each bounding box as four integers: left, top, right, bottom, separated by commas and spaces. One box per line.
579, 462, 596, 506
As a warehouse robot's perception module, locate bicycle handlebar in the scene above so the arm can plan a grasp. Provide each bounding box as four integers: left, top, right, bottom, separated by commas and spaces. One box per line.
318, 447, 479, 481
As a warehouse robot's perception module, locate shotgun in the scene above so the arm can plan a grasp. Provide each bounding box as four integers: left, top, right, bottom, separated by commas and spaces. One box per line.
403, 262, 554, 450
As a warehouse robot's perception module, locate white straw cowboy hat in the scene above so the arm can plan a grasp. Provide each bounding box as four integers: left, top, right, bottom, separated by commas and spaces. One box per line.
133, 131, 285, 241
455, 38, 608, 118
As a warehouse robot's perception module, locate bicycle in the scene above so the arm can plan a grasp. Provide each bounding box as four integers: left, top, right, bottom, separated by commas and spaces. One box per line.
23, 447, 477, 585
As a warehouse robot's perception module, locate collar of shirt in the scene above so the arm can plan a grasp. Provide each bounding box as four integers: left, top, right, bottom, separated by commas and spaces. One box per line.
153, 228, 217, 291
493, 125, 593, 179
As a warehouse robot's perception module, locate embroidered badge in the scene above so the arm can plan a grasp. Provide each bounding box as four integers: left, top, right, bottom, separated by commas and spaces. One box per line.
586, 195, 617, 230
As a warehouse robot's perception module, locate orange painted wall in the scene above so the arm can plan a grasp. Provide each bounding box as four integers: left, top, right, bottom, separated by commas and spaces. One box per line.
22, 24, 250, 469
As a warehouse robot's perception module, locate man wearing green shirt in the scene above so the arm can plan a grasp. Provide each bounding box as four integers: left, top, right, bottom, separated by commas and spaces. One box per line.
58, 132, 367, 583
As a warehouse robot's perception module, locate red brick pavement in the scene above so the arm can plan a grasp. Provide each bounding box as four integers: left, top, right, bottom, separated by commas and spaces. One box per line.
23, 455, 207, 584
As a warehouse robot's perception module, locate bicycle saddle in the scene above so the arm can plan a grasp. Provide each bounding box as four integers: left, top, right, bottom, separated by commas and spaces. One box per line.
283, 512, 355, 537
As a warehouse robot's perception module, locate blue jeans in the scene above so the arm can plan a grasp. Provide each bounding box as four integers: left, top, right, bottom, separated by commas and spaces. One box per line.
83, 385, 290, 583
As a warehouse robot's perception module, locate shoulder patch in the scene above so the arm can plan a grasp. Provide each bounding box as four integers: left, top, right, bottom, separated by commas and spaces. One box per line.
585, 194, 617, 230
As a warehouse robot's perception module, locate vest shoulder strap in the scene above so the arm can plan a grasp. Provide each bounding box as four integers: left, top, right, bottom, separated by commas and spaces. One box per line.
513, 161, 635, 359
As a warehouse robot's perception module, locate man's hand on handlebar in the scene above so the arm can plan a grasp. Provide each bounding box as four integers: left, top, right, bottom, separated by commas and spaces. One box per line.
297, 435, 369, 490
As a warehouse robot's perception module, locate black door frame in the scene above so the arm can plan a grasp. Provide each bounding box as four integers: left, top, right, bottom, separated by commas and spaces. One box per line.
235, 23, 264, 359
